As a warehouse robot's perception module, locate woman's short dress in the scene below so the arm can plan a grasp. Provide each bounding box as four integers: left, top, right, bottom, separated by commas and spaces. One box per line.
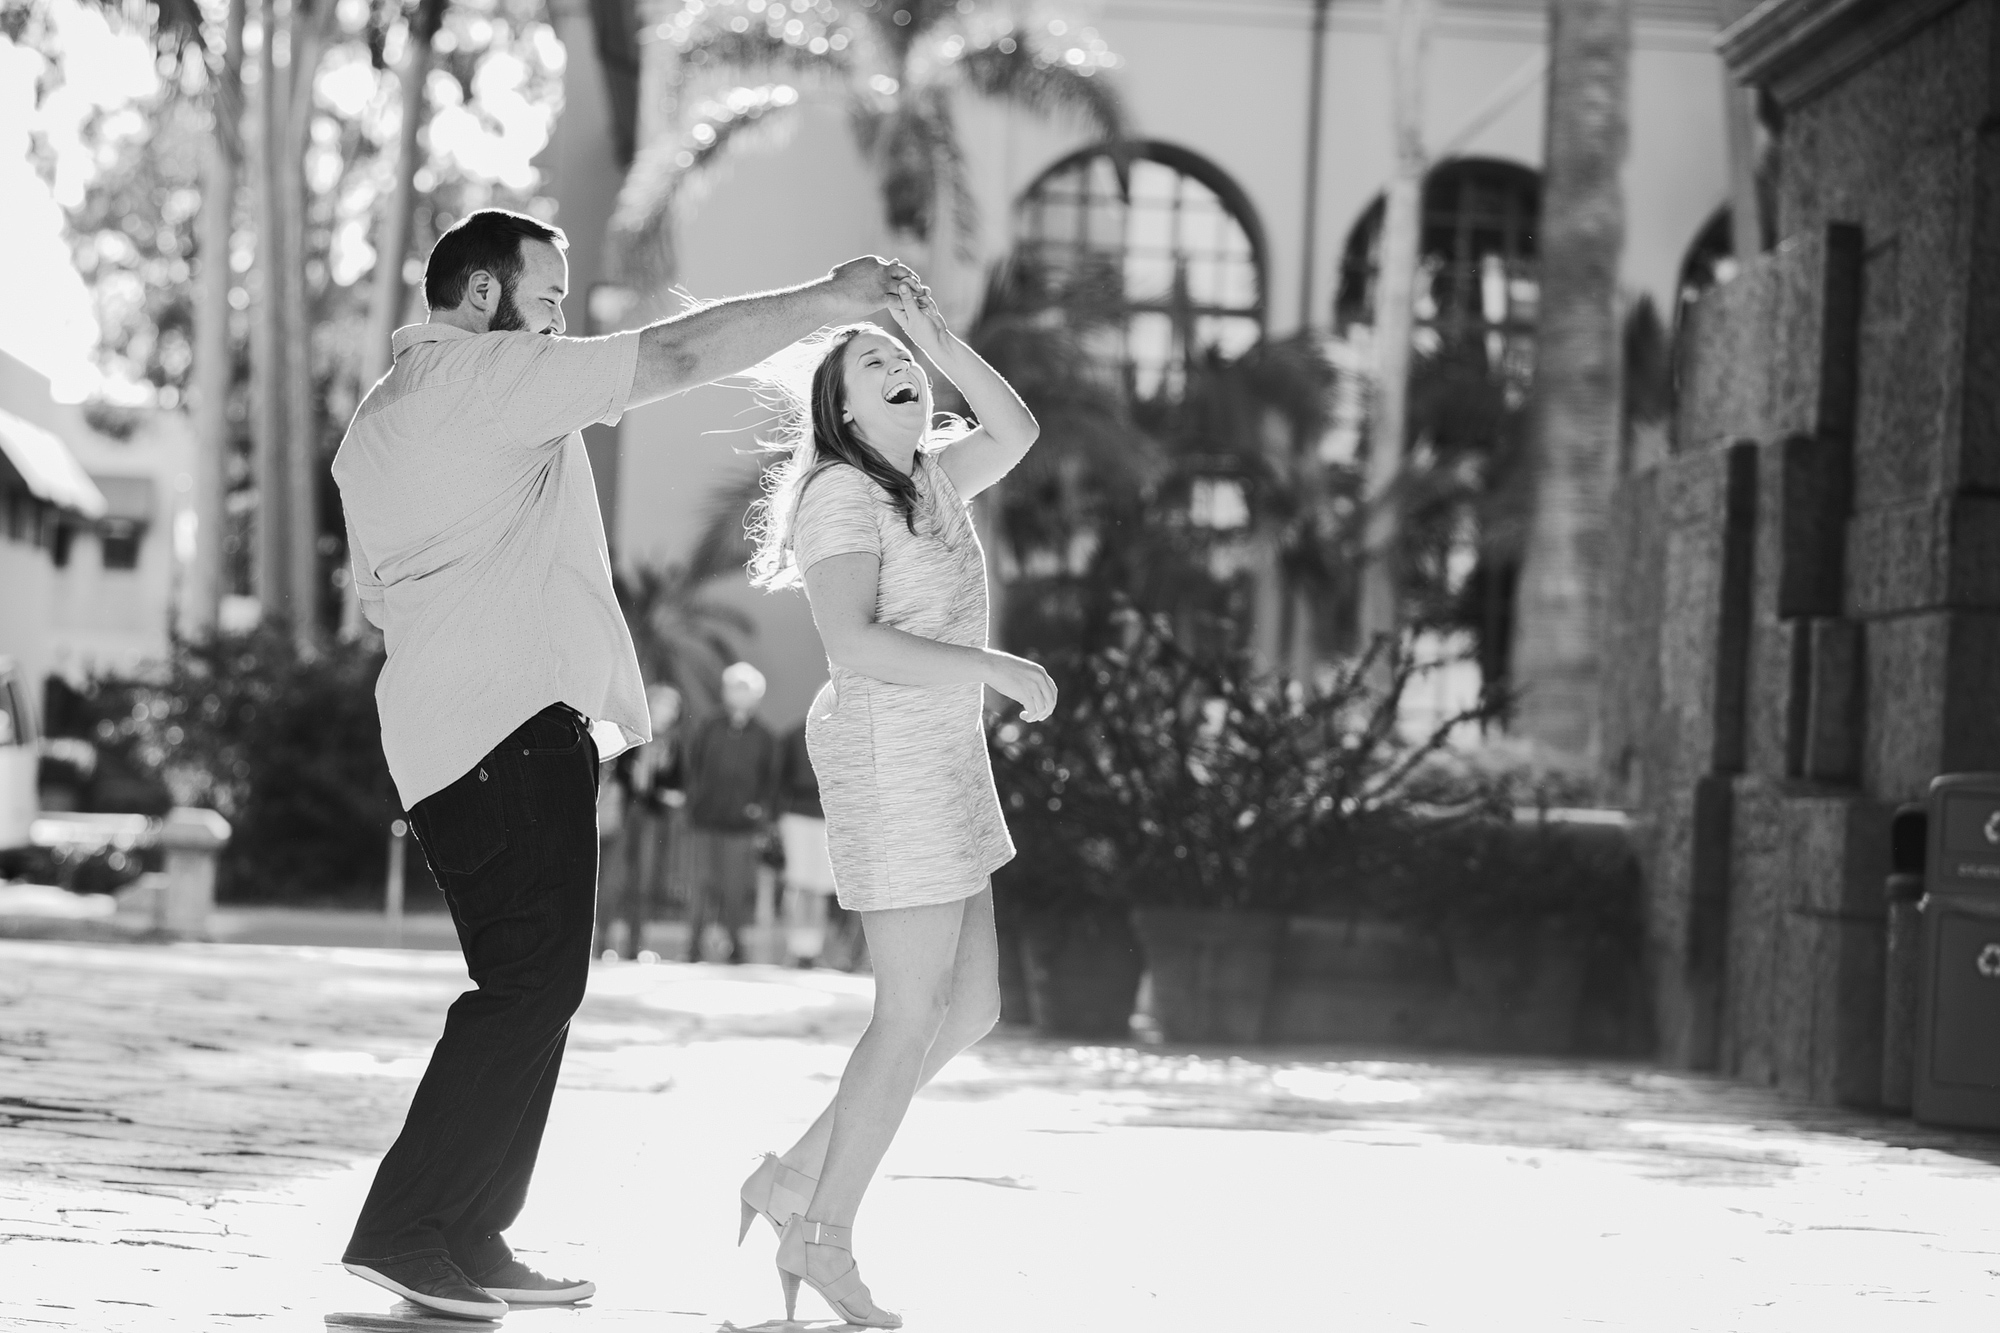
791, 452, 1015, 911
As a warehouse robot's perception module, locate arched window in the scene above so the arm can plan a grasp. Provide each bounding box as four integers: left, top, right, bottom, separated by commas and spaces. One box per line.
1014, 141, 1266, 400
1334, 157, 1540, 395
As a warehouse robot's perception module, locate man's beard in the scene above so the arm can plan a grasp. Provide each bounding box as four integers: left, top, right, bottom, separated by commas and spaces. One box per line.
487, 280, 538, 334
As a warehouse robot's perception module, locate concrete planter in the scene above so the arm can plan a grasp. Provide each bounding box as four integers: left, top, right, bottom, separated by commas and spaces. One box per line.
1433, 922, 1593, 1054
1260, 914, 1641, 1055
991, 889, 1035, 1026
1265, 917, 1452, 1044
1019, 904, 1144, 1039
1132, 907, 1287, 1043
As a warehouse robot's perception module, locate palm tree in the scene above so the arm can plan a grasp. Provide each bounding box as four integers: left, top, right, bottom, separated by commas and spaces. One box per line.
1136, 335, 1344, 673
77, 0, 236, 633
614, 470, 765, 713
1509, 0, 1630, 757
1399, 332, 1531, 701
962, 256, 1156, 574
606, 0, 1124, 316
359, 0, 450, 394
274, 0, 343, 651
1360, 0, 1433, 647
190, 0, 245, 635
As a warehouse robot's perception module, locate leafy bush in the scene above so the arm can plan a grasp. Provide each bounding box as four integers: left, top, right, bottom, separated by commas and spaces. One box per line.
123, 625, 405, 903
990, 610, 1494, 915
1364, 812, 1645, 951
40, 675, 176, 816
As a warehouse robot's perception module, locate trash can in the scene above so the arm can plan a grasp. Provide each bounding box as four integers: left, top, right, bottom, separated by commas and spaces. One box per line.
1913, 774, 2000, 1128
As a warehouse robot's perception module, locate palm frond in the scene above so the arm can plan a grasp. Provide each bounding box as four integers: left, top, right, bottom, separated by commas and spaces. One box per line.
676, 21, 850, 81
614, 559, 757, 711
976, 251, 1127, 331
608, 84, 802, 293
851, 86, 980, 252
954, 35, 1124, 140
684, 463, 770, 587
1231, 334, 1338, 444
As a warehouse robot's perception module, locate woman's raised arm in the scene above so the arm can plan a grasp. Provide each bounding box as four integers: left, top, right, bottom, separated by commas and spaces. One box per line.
889, 290, 1039, 499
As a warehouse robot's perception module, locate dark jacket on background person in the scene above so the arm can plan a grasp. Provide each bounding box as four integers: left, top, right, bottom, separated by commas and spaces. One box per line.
614, 726, 683, 812
776, 722, 822, 820
684, 712, 779, 833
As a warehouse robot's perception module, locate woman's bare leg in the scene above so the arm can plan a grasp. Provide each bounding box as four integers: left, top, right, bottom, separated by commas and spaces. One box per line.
777, 887, 999, 1181
784, 888, 1000, 1321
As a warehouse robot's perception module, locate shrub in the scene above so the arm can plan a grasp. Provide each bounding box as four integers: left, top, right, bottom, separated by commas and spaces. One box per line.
1368, 812, 1645, 949
989, 610, 1495, 915
124, 625, 406, 903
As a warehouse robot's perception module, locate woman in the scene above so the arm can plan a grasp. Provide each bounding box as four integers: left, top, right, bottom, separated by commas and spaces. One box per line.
739, 283, 1054, 1328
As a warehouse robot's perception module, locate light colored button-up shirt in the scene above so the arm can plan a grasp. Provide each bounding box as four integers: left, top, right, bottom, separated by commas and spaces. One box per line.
333, 322, 649, 809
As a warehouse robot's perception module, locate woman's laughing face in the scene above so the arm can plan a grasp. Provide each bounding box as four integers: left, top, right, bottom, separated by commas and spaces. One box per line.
839, 330, 930, 451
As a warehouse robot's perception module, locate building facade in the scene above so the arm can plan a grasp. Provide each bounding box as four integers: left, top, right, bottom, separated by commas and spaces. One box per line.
0, 351, 196, 728
544, 0, 1736, 725
1603, 0, 1999, 1105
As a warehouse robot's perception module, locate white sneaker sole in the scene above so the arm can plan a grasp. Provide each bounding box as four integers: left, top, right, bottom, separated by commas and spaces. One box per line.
342, 1261, 509, 1320
482, 1279, 596, 1305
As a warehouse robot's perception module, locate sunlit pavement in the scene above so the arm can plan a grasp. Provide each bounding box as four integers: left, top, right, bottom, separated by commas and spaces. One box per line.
5, 940, 2000, 1331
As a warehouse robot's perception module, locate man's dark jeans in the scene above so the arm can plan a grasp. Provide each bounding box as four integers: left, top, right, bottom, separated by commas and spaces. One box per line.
344, 703, 598, 1277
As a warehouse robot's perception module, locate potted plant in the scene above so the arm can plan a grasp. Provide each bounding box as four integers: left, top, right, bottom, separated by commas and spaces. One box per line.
989, 694, 1144, 1040
1074, 614, 1487, 1043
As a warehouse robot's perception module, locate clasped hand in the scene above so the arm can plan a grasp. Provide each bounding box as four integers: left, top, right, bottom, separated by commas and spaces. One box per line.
827, 255, 931, 320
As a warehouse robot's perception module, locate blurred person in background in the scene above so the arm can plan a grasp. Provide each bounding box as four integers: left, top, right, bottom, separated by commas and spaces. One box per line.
776, 714, 835, 968
681, 661, 778, 964
331, 202, 921, 1319
596, 683, 684, 959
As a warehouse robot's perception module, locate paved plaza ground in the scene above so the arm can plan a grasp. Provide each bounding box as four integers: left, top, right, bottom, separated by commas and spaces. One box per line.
4, 937, 2000, 1331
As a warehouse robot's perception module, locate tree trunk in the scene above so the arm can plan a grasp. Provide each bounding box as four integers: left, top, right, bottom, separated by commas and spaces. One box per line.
280, 0, 336, 652
1509, 0, 1630, 758
1358, 0, 1430, 647
250, 0, 288, 620
359, 0, 446, 391
188, 0, 245, 636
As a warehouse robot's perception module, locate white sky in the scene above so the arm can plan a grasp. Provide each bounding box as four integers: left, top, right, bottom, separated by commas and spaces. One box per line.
0, 1, 158, 402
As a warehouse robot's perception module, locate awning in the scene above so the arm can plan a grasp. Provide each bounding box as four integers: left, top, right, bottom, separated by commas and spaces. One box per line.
90, 474, 156, 525
0, 406, 105, 519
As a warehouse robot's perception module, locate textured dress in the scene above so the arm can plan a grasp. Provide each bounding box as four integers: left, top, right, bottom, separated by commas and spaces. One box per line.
791, 452, 1015, 911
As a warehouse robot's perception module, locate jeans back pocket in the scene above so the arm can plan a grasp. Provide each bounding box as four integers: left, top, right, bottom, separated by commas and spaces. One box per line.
412, 759, 510, 876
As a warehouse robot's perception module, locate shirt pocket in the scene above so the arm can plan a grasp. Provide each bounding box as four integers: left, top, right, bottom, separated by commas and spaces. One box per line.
411, 759, 510, 876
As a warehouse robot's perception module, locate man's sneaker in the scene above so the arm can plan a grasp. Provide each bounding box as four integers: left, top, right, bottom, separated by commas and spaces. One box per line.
342, 1254, 508, 1321
471, 1257, 597, 1305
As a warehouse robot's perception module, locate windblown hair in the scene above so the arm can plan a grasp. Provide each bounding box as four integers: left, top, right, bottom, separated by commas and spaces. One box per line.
746, 324, 964, 591
423, 208, 567, 311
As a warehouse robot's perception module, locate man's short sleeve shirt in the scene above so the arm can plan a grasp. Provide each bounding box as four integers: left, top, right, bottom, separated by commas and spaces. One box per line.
332, 323, 650, 808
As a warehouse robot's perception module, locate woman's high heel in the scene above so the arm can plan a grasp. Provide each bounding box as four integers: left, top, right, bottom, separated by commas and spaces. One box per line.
737, 1153, 818, 1244
773, 1216, 901, 1329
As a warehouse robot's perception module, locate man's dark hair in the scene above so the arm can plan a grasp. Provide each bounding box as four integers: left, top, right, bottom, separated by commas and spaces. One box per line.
423, 209, 568, 311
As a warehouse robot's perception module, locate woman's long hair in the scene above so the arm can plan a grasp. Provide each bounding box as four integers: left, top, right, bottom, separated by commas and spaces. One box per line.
747, 323, 959, 590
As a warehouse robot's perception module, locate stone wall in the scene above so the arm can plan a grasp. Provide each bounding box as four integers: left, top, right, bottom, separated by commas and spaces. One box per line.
1605, 0, 2000, 1106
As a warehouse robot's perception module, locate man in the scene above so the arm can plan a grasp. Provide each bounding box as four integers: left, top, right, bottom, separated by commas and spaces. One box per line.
333, 207, 919, 1320
597, 683, 684, 960
681, 661, 778, 965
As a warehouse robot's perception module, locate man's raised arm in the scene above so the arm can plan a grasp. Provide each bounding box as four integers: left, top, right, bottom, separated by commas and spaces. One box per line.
629, 256, 917, 406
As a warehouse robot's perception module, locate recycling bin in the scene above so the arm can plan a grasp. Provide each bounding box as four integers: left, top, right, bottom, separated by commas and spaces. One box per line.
1913, 774, 2000, 1128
